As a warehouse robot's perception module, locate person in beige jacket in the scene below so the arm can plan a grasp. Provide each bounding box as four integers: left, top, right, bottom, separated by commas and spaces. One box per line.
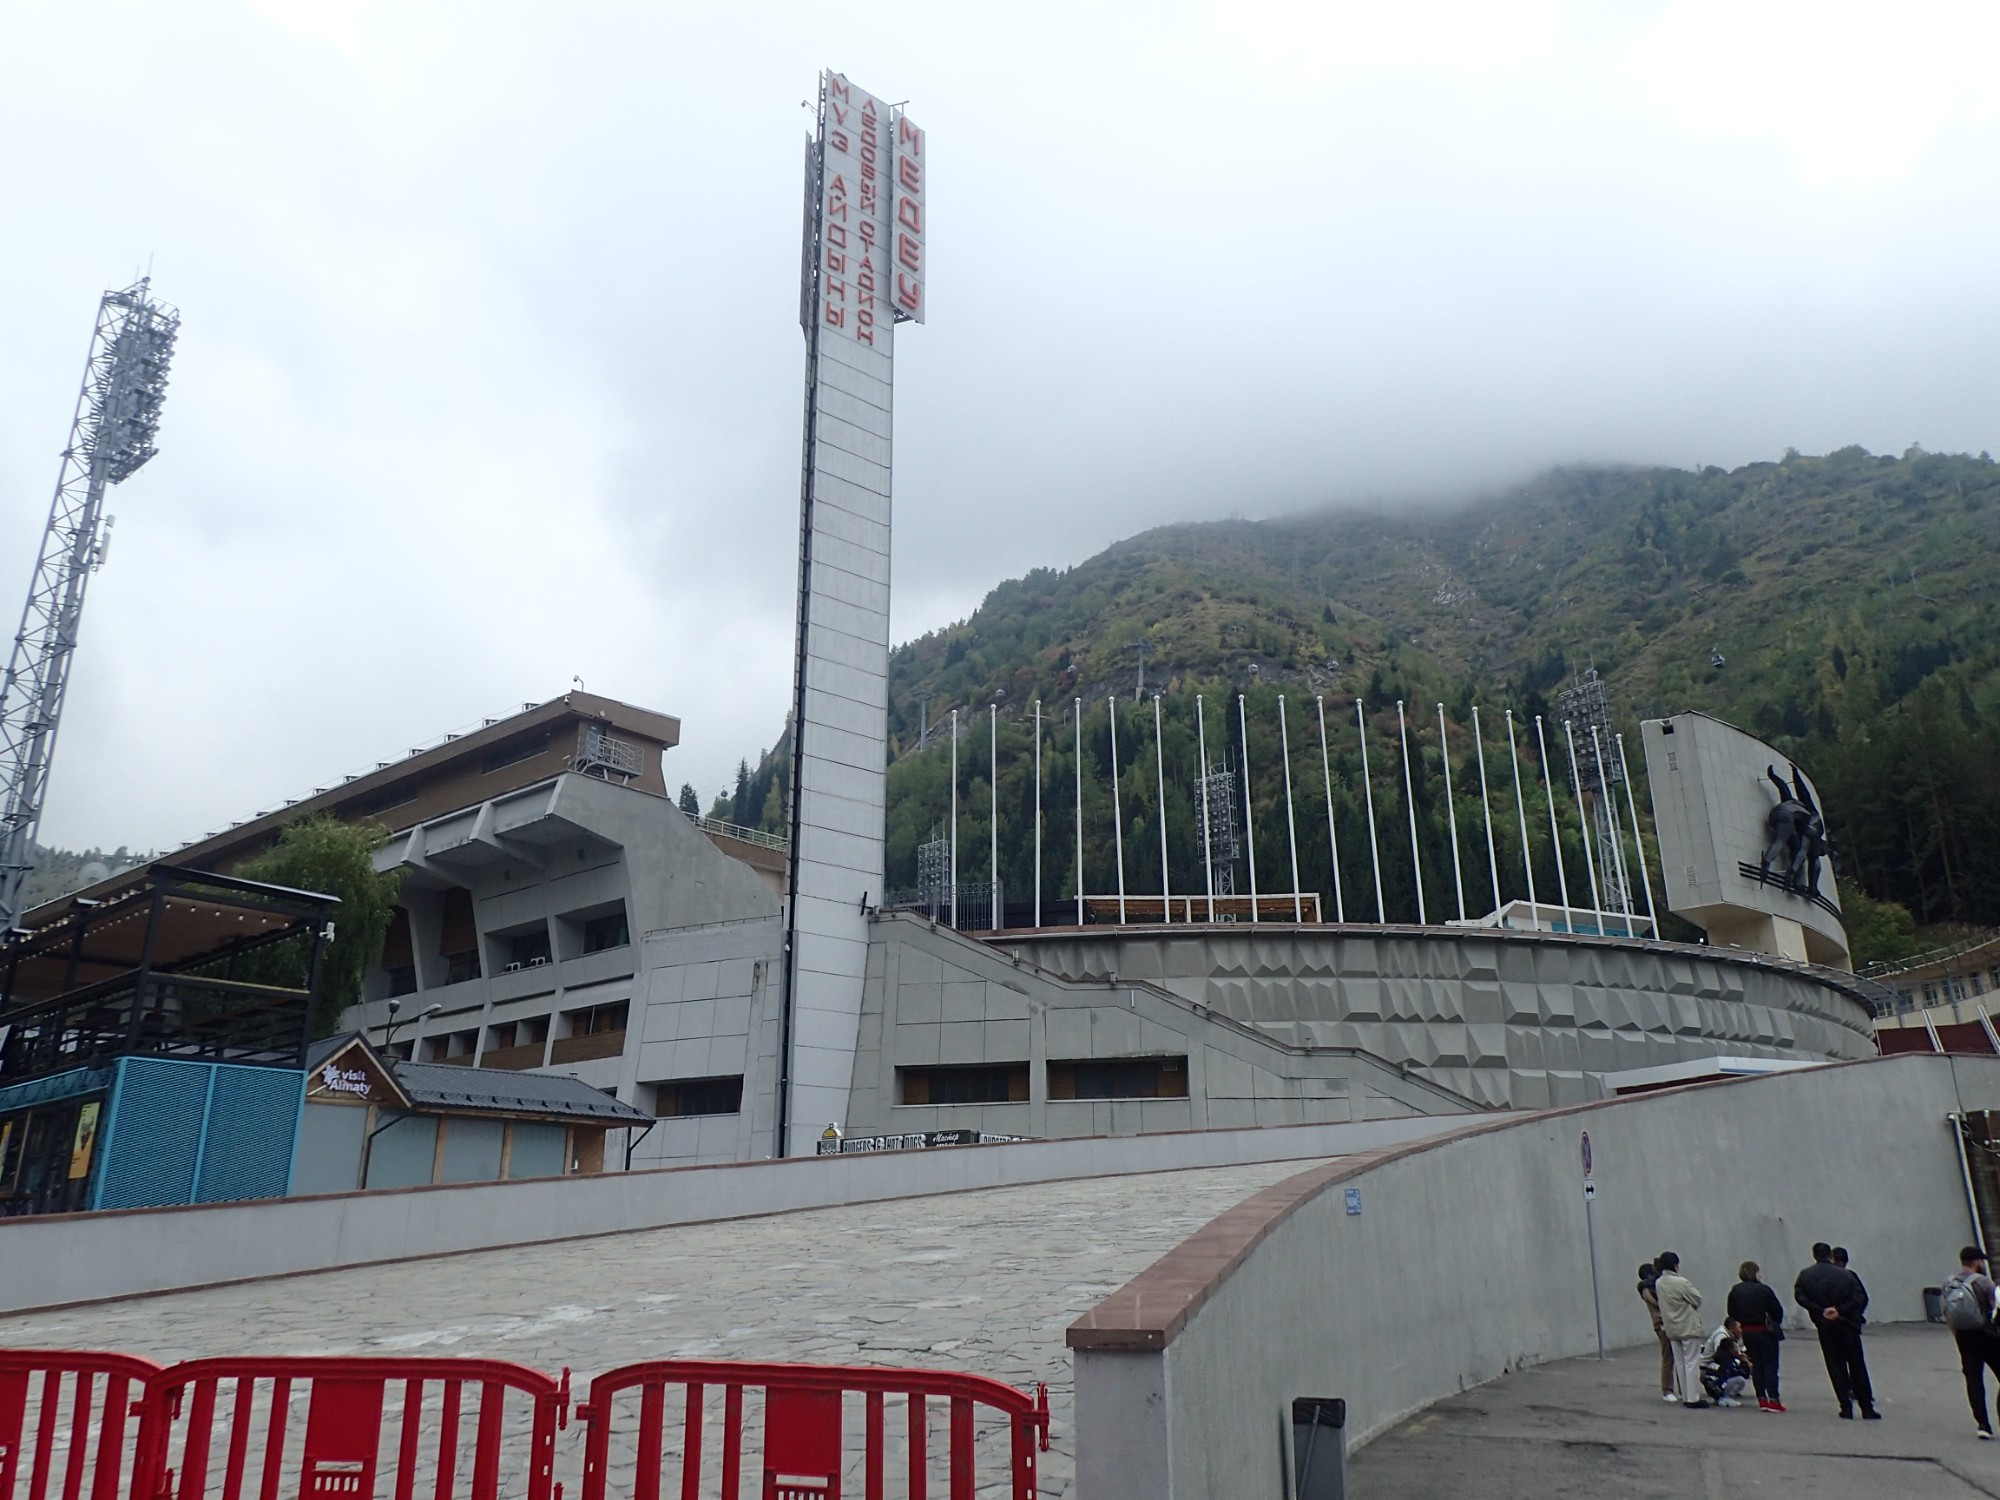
1655, 1251, 1709, 1407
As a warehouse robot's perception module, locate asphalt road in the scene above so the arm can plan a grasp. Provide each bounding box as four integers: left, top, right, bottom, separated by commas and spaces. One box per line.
1352, 1323, 2000, 1499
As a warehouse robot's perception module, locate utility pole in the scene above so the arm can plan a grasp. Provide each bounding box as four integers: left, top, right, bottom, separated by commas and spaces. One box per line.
0, 281, 178, 927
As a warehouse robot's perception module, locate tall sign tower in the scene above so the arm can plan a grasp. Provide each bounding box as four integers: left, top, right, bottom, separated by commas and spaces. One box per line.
0, 280, 179, 928
777, 73, 925, 1155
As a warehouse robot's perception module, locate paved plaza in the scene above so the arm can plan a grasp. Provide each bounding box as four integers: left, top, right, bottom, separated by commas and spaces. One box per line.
0, 1157, 1320, 1497
1353, 1323, 2000, 1498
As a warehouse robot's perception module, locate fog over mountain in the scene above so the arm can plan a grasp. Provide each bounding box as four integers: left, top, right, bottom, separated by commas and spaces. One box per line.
0, 1, 1995, 852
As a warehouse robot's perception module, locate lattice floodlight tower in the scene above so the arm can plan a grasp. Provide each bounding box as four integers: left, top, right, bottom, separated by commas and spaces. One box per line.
0, 280, 179, 928
915, 832, 949, 916
1556, 666, 1630, 914
1198, 766, 1240, 897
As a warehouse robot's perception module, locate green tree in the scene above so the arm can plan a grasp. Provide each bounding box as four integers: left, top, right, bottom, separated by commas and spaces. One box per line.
677, 783, 701, 817
235, 816, 402, 1038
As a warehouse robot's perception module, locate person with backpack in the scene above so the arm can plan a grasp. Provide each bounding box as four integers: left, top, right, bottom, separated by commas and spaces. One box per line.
1942, 1246, 2000, 1438
1795, 1241, 1879, 1419
1638, 1261, 1675, 1401
1728, 1260, 1788, 1412
1655, 1252, 1709, 1408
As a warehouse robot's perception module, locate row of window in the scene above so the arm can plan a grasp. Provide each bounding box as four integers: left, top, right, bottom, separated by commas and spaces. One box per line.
899, 1057, 1188, 1105
386, 907, 631, 997
416, 1001, 628, 1065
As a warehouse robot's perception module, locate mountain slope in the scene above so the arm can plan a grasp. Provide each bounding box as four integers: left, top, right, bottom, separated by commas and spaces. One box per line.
875, 447, 2000, 940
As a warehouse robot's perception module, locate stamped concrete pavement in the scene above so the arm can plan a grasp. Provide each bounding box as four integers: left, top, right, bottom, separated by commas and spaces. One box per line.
0, 1157, 1322, 1498
1352, 1323, 2000, 1499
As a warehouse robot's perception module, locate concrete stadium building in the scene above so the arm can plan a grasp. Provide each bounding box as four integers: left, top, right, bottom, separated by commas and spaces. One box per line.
94, 691, 1876, 1176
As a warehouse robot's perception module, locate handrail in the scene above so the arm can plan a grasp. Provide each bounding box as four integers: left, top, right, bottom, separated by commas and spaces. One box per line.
687, 813, 789, 852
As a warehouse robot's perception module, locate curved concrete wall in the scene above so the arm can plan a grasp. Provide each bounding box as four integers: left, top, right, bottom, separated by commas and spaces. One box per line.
1000, 925, 1879, 1107
1066, 1053, 1998, 1500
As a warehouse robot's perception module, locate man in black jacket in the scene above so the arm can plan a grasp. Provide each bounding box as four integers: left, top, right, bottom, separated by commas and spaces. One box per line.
1795, 1241, 1879, 1419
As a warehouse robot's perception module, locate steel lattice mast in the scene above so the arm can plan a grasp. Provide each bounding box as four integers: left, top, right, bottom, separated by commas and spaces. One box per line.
0, 279, 179, 928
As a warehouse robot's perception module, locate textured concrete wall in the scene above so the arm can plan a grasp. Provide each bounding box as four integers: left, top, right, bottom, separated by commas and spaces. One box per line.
0, 1111, 1494, 1315
1071, 1054, 1998, 1500
1001, 925, 1877, 1108
840, 915, 1477, 1140
1643, 712, 1850, 967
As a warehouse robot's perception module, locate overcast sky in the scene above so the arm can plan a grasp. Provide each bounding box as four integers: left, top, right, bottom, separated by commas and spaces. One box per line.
2, 0, 1997, 853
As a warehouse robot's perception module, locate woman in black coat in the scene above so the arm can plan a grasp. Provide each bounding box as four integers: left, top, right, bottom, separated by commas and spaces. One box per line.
1728, 1260, 1788, 1411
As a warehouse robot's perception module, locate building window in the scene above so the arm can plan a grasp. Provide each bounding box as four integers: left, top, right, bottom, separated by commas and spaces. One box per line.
444, 950, 481, 985
483, 732, 552, 774
423, 1029, 479, 1064
386, 964, 418, 997
899, 1064, 1029, 1106
504, 927, 553, 970
651, 1076, 743, 1117
550, 1001, 629, 1064
582, 910, 630, 955
1047, 1056, 1189, 1101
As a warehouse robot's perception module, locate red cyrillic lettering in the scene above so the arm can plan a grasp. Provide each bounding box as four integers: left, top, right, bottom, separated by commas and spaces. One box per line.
898, 198, 923, 232
897, 233, 920, 271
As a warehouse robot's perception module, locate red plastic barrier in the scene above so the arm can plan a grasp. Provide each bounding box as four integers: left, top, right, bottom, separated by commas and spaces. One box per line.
131, 1358, 570, 1500
0, 1349, 162, 1500
576, 1361, 1049, 1500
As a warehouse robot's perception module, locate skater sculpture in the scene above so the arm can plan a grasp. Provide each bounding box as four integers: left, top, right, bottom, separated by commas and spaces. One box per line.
1758, 764, 1827, 897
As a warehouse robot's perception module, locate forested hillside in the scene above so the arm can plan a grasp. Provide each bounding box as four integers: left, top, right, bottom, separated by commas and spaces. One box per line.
713, 446, 2000, 959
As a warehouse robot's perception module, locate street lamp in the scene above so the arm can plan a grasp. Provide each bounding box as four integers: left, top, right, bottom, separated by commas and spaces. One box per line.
380, 997, 442, 1059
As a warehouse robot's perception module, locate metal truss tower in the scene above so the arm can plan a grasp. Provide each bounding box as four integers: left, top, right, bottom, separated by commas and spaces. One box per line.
1556, 667, 1630, 915
0, 280, 179, 928
1198, 765, 1240, 898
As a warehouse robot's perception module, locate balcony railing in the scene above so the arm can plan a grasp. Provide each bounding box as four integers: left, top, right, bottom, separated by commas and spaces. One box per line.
688, 814, 787, 852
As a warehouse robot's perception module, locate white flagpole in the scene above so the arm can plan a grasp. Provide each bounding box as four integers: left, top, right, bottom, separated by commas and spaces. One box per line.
1437, 703, 1465, 923
1358, 697, 1385, 922
1563, 719, 1602, 934
1074, 698, 1083, 926
1534, 715, 1573, 924
1317, 696, 1345, 922
1154, 694, 1171, 924
1591, 724, 1632, 922
1473, 706, 1502, 917
1033, 699, 1042, 928
1507, 710, 1539, 928
1397, 702, 1426, 925
1617, 733, 1659, 935
949, 709, 959, 929
1239, 694, 1261, 922
990, 704, 1000, 929
1279, 695, 1303, 922
1109, 697, 1127, 924
1197, 695, 1216, 922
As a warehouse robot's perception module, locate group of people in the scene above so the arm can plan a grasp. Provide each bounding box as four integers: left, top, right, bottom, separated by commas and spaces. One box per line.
1637, 1243, 1876, 1418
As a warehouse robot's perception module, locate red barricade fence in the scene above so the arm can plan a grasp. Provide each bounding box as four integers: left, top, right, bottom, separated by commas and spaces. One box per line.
129, 1358, 569, 1500
575, 1361, 1050, 1500
0, 1351, 1049, 1500
1, 1349, 162, 1500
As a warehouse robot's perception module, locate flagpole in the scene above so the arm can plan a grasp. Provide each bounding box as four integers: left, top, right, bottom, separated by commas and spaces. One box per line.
1438, 703, 1465, 923
1074, 698, 1083, 926
1278, 697, 1303, 920
1033, 699, 1042, 928
1317, 695, 1345, 922
1473, 705, 1502, 917
1109, 697, 1127, 925
1397, 700, 1426, 926
1154, 694, 1171, 923
1507, 710, 1539, 928
1535, 715, 1572, 925
1564, 719, 1604, 936
1617, 733, 1659, 935
1197, 695, 1216, 922
1358, 697, 1384, 922
1240, 694, 1261, 922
